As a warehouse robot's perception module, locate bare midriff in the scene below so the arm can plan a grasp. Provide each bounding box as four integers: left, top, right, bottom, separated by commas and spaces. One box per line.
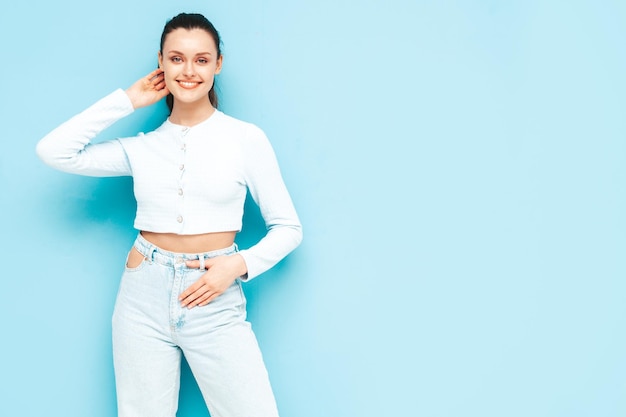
140, 230, 237, 253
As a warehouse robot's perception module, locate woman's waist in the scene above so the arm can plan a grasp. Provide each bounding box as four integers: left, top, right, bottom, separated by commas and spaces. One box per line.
140, 230, 237, 254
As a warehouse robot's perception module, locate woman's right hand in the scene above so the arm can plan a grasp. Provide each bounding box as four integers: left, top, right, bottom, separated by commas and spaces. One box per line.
125, 69, 169, 109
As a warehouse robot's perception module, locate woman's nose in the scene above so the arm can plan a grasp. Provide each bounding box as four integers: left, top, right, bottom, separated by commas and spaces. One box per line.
183, 62, 195, 76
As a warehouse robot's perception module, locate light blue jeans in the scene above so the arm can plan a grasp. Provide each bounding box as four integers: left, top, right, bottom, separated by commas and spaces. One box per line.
112, 234, 279, 417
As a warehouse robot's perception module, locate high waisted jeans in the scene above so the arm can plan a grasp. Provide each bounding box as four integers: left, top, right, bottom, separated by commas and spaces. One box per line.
112, 234, 279, 417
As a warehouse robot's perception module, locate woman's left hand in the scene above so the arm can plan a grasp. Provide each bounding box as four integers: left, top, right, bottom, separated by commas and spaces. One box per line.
180, 254, 248, 308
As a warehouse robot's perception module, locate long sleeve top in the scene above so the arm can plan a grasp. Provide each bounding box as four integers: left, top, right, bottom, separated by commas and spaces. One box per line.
36, 89, 302, 280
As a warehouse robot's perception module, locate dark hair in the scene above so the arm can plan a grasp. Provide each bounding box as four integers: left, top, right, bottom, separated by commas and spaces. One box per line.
160, 13, 222, 111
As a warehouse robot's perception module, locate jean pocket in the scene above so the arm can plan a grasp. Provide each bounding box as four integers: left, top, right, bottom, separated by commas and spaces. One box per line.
124, 247, 148, 272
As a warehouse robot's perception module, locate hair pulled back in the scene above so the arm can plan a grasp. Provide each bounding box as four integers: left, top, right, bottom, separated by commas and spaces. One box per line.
160, 13, 222, 110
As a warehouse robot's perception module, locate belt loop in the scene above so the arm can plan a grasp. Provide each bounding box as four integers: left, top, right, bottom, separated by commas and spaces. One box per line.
148, 246, 156, 263
198, 254, 206, 270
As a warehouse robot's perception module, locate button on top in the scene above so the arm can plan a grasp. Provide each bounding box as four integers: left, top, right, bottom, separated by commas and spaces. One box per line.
176, 215, 183, 223
179, 164, 184, 171
178, 188, 183, 196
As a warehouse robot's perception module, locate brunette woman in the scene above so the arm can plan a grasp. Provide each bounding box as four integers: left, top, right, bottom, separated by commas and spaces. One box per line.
36, 12, 301, 417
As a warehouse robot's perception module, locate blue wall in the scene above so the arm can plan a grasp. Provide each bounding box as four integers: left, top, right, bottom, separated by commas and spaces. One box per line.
2, 0, 625, 416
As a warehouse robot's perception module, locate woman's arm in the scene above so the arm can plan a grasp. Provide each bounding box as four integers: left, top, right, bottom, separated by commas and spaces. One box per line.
237, 124, 303, 280
179, 124, 302, 308
35, 70, 168, 176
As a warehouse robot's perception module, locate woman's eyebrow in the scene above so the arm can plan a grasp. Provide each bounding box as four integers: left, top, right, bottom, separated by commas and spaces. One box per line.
167, 50, 213, 56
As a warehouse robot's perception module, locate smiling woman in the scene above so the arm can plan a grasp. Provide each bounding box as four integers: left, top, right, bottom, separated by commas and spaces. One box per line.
35, 12, 301, 417
158, 15, 223, 120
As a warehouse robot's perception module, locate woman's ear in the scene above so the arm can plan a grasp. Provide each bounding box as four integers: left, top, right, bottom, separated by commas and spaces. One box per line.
215, 55, 223, 75
158, 51, 163, 69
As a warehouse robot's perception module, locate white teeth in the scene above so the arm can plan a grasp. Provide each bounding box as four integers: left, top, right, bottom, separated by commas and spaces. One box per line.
179, 81, 199, 88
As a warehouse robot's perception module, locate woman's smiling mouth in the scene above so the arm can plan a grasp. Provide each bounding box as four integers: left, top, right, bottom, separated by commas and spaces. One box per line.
178, 80, 202, 89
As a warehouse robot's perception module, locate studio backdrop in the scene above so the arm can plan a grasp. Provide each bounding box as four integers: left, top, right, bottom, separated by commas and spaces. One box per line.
1, 0, 625, 416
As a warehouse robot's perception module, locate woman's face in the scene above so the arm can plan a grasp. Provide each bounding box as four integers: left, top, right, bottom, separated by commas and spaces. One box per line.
158, 28, 222, 107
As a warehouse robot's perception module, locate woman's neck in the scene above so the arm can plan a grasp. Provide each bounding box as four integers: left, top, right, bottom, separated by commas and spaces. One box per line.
169, 99, 216, 127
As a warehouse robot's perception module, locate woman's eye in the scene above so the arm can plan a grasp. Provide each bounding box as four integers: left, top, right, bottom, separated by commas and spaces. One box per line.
198, 58, 208, 64
171, 57, 182, 63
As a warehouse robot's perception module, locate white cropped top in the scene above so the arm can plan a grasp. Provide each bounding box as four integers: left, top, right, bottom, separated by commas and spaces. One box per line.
36, 89, 302, 279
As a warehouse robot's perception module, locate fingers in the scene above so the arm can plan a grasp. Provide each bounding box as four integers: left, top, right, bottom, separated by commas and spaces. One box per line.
147, 68, 164, 81
179, 280, 203, 305
149, 71, 164, 85
179, 284, 220, 308
148, 71, 167, 92
185, 259, 201, 269
126, 69, 169, 109
180, 257, 236, 308
178, 270, 218, 308
186, 257, 216, 269
155, 83, 170, 99
190, 290, 219, 308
